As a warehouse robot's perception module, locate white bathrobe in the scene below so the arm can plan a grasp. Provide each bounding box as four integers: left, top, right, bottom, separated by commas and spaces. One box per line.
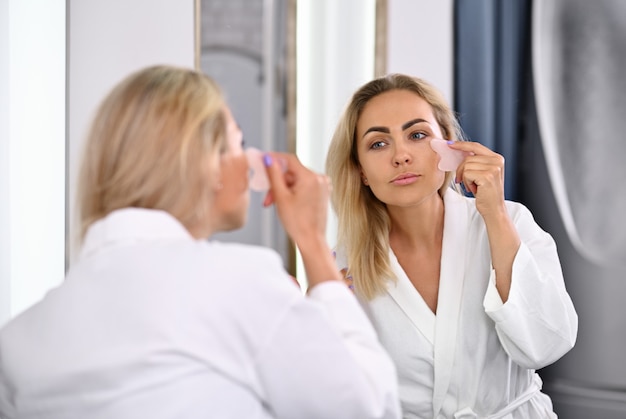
0, 208, 400, 419
335, 190, 578, 419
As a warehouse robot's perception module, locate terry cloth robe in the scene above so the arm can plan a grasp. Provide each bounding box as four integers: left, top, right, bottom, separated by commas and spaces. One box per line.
335, 189, 578, 419
0, 208, 401, 419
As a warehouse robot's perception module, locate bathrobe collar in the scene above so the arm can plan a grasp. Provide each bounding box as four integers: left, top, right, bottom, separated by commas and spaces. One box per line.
79, 208, 195, 260
386, 189, 470, 418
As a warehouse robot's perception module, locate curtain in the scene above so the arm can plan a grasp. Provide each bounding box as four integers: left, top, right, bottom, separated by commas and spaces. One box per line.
453, 0, 531, 200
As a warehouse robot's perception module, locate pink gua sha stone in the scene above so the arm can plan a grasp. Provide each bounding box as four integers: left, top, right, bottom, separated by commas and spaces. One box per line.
245, 147, 271, 192
430, 138, 472, 171
245, 147, 287, 192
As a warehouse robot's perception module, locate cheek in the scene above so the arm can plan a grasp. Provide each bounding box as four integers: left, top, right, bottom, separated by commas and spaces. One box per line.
222, 155, 249, 188
422, 146, 442, 169
236, 155, 250, 189
357, 154, 376, 179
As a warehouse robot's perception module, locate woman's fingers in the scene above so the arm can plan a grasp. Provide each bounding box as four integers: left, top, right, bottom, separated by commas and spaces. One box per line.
449, 142, 506, 216
447, 140, 495, 156
263, 152, 330, 244
449, 141, 504, 185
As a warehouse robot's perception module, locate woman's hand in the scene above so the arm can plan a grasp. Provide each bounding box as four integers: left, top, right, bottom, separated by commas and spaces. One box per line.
448, 141, 506, 220
263, 152, 330, 246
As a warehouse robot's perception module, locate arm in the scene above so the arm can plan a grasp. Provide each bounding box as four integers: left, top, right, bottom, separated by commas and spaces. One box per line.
450, 141, 577, 367
450, 140, 520, 302
482, 209, 520, 302
263, 152, 342, 289
483, 204, 578, 368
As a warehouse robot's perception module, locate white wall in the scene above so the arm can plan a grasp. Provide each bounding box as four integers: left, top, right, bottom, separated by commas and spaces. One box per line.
296, 0, 376, 174
0, 0, 9, 326
67, 0, 196, 261
0, 0, 66, 326
296, 0, 376, 283
387, 0, 454, 103
0, 0, 196, 326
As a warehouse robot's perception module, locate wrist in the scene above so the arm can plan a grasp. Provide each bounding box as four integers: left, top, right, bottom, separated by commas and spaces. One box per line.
295, 233, 329, 256
297, 237, 343, 288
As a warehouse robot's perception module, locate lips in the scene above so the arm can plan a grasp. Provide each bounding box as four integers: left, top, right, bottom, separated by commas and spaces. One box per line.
390, 173, 419, 185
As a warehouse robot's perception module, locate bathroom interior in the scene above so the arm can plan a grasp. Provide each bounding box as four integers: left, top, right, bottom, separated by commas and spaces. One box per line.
2, 0, 625, 417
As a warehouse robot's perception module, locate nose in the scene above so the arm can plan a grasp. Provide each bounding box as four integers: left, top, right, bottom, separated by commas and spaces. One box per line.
393, 145, 412, 166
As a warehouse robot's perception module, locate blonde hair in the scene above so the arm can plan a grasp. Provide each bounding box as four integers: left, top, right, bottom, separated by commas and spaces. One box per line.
77, 65, 227, 241
325, 73, 465, 300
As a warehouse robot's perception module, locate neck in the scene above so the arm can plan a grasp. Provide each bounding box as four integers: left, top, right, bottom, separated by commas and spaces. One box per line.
388, 193, 444, 250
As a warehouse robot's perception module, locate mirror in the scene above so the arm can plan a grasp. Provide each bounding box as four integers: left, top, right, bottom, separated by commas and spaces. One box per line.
196, 0, 297, 273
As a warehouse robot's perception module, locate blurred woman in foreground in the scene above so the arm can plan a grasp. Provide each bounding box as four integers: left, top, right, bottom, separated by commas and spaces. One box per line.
0, 65, 400, 419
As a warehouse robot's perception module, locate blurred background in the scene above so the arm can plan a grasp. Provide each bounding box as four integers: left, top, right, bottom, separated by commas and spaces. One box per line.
1, 0, 624, 416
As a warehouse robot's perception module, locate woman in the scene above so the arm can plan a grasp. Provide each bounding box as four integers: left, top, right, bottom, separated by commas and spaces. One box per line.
325, 73, 578, 418
0, 66, 400, 419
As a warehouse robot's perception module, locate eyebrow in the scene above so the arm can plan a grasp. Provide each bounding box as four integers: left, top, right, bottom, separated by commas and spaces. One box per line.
401, 118, 428, 130
362, 118, 429, 138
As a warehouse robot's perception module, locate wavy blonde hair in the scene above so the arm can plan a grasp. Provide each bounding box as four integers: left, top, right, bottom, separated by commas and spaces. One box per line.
325, 74, 465, 300
77, 65, 227, 241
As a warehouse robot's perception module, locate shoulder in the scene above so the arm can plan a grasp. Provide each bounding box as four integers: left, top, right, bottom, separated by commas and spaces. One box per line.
201, 240, 296, 287
446, 189, 536, 222
458, 193, 552, 242
199, 240, 286, 275
205, 240, 283, 262
502, 200, 549, 236
503, 199, 534, 219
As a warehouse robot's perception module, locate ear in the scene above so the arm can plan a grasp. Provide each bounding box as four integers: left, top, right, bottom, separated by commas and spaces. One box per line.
359, 169, 369, 185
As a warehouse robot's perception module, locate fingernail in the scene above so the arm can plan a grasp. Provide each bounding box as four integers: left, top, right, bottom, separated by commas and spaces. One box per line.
446, 140, 454, 145
263, 153, 272, 167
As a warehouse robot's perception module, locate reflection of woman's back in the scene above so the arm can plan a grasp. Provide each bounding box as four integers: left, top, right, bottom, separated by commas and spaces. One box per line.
326, 73, 578, 418
0, 65, 401, 419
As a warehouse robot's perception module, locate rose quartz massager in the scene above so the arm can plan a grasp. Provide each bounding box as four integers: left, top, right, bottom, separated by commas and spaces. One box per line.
429, 139, 472, 171
245, 147, 287, 192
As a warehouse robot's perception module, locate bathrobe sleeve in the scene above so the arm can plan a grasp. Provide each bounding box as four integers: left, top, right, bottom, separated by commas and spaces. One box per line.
253, 281, 401, 419
483, 202, 578, 369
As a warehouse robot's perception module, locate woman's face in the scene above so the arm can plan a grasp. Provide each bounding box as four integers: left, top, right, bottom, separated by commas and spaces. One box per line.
210, 106, 250, 232
355, 89, 446, 209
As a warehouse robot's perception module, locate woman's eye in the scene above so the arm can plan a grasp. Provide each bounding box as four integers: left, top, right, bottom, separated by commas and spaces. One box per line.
409, 132, 427, 141
370, 140, 387, 150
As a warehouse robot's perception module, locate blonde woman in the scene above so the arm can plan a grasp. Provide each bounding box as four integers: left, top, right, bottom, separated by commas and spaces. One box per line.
0, 66, 400, 419
326, 73, 578, 418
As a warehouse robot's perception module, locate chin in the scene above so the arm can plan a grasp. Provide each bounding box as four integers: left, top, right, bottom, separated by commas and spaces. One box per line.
217, 211, 248, 233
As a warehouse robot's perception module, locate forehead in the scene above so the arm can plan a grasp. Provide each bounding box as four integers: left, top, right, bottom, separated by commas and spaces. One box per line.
358, 89, 436, 129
